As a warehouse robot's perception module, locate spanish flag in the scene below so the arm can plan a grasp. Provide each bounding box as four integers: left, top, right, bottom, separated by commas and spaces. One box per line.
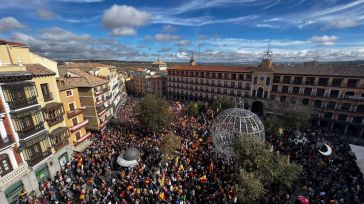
199, 175, 208, 183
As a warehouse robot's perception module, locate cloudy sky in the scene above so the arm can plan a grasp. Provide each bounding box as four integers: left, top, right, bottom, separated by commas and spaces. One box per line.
0, 0, 363, 62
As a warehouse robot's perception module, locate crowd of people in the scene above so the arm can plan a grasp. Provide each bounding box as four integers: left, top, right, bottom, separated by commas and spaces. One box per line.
15, 96, 364, 204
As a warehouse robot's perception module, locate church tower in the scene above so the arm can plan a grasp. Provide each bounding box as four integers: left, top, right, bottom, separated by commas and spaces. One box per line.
189, 52, 196, 66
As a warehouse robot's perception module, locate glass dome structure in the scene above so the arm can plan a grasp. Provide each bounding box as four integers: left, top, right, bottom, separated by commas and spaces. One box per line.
211, 108, 265, 158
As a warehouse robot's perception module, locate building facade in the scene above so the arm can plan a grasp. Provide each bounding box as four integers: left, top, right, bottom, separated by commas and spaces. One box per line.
0, 40, 72, 203
167, 57, 364, 143
57, 78, 90, 147
62, 68, 112, 132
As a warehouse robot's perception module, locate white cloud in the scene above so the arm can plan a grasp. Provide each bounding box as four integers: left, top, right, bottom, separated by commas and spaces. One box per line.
0, 17, 24, 33
36, 8, 57, 20
57, 0, 105, 2
175, 40, 191, 46
159, 48, 172, 52
328, 19, 357, 28
110, 27, 136, 36
11, 27, 144, 60
162, 25, 175, 33
102, 5, 150, 36
309, 35, 338, 46
154, 34, 181, 41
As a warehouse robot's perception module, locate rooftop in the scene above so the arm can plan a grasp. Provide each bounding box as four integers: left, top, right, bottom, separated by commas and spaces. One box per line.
168, 65, 251, 73
65, 68, 109, 87
0, 39, 27, 47
274, 64, 364, 77
59, 62, 113, 69
25, 64, 56, 77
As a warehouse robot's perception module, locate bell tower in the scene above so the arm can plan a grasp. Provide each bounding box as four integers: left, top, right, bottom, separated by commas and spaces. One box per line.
189, 52, 196, 66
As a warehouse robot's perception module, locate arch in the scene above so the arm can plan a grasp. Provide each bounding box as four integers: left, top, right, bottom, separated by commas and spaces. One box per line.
251, 100, 264, 116
257, 87, 264, 98
0, 153, 13, 177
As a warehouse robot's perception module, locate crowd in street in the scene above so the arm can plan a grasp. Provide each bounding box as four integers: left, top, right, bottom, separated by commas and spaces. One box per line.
15, 96, 364, 204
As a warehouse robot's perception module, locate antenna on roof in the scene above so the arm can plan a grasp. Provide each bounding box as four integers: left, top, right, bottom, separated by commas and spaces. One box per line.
263, 40, 272, 60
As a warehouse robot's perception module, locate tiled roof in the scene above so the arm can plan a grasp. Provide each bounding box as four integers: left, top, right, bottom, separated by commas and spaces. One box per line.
0, 39, 27, 47
168, 65, 251, 73
274, 65, 364, 77
65, 68, 108, 87
57, 77, 81, 91
58, 63, 113, 69
25, 64, 56, 77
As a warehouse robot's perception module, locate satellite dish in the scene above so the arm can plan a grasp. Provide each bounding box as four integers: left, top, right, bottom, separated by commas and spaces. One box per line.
319, 143, 332, 156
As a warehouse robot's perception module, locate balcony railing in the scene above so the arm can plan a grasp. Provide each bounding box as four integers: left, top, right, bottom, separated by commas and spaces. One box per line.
67, 107, 86, 118
17, 123, 45, 139
46, 115, 64, 127
69, 119, 89, 133
54, 139, 69, 151
99, 117, 111, 129
95, 90, 103, 96
43, 93, 54, 102
7, 96, 38, 110
26, 149, 52, 167
0, 164, 29, 187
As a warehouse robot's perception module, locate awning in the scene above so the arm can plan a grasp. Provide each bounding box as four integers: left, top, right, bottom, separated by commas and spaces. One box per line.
77, 132, 91, 143
73, 139, 93, 152
49, 126, 68, 138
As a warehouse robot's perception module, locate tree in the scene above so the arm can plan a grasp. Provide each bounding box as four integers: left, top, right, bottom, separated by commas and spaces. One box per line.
211, 96, 235, 113
234, 134, 302, 203
238, 170, 265, 204
160, 134, 181, 156
264, 101, 313, 135
136, 94, 172, 133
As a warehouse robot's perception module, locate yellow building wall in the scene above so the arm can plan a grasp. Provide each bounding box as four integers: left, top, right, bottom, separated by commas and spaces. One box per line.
30, 53, 59, 77
59, 88, 87, 146
77, 87, 101, 131
8, 46, 32, 64
0, 45, 12, 64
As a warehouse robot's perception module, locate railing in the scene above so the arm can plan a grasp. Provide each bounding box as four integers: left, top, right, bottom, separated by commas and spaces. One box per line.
69, 119, 89, 133
46, 115, 64, 127
67, 107, 85, 118
17, 123, 45, 139
95, 90, 102, 96
54, 139, 69, 151
43, 93, 54, 102
0, 164, 29, 187
7, 96, 38, 110
26, 150, 52, 167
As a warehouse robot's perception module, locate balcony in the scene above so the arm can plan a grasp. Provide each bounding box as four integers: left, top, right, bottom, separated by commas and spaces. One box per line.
17, 123, 45, 139
69, 119, 89, 133
46, 115, 64, 127
50, 126, 69, 151
26, 149, 52, 167
105, 94, 112, 101
43, 93, 54, 102
77, 132, 92, 144
96, 99, 104, 106
0, 164, 29, 187
67, 107, 86, 118
0, 136, 15, 151
53, 139, 69, 151
99, 116, 111, 129
95, 89, 103, 96
7, 97, 38, 110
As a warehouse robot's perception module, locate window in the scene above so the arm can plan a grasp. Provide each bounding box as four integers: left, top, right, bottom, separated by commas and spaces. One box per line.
66, 90, 73, 96
41, 83, 51, 100
72, 118, 78, 126
332, 78, 342, 87
273, 76, 280, 83
339, 103, 350, 111
254, 77, 258, 84
283, 76, 291, 83
305, 77, 315, 85
75, 132, 81, 140
316, 88, 325, 97
338, 114, 347, 121
353, 117, 363, 124
290, 98, 296, 104
231, 74, 236, 80
293, 77, 302, 85
0, 154, 13, 176
69, 103, 75, 111
357, 105, 364, 113
239, 74, 244, 80
318, 78, 329, 86
313, 100, 322, 108
282, 86, 289, 93
329, 90, 340, 98
292, 87, 300, 94
347, 79, 358, 88
345, 91, 355, 97
327, 101, 336, 109
266, 77, 271, 86
304, 88, 312, 96
218, 73, 222, 79
272, 85, 278, 92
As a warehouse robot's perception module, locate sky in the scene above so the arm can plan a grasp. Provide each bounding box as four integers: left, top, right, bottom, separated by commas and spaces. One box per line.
0, 0, 363, 63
